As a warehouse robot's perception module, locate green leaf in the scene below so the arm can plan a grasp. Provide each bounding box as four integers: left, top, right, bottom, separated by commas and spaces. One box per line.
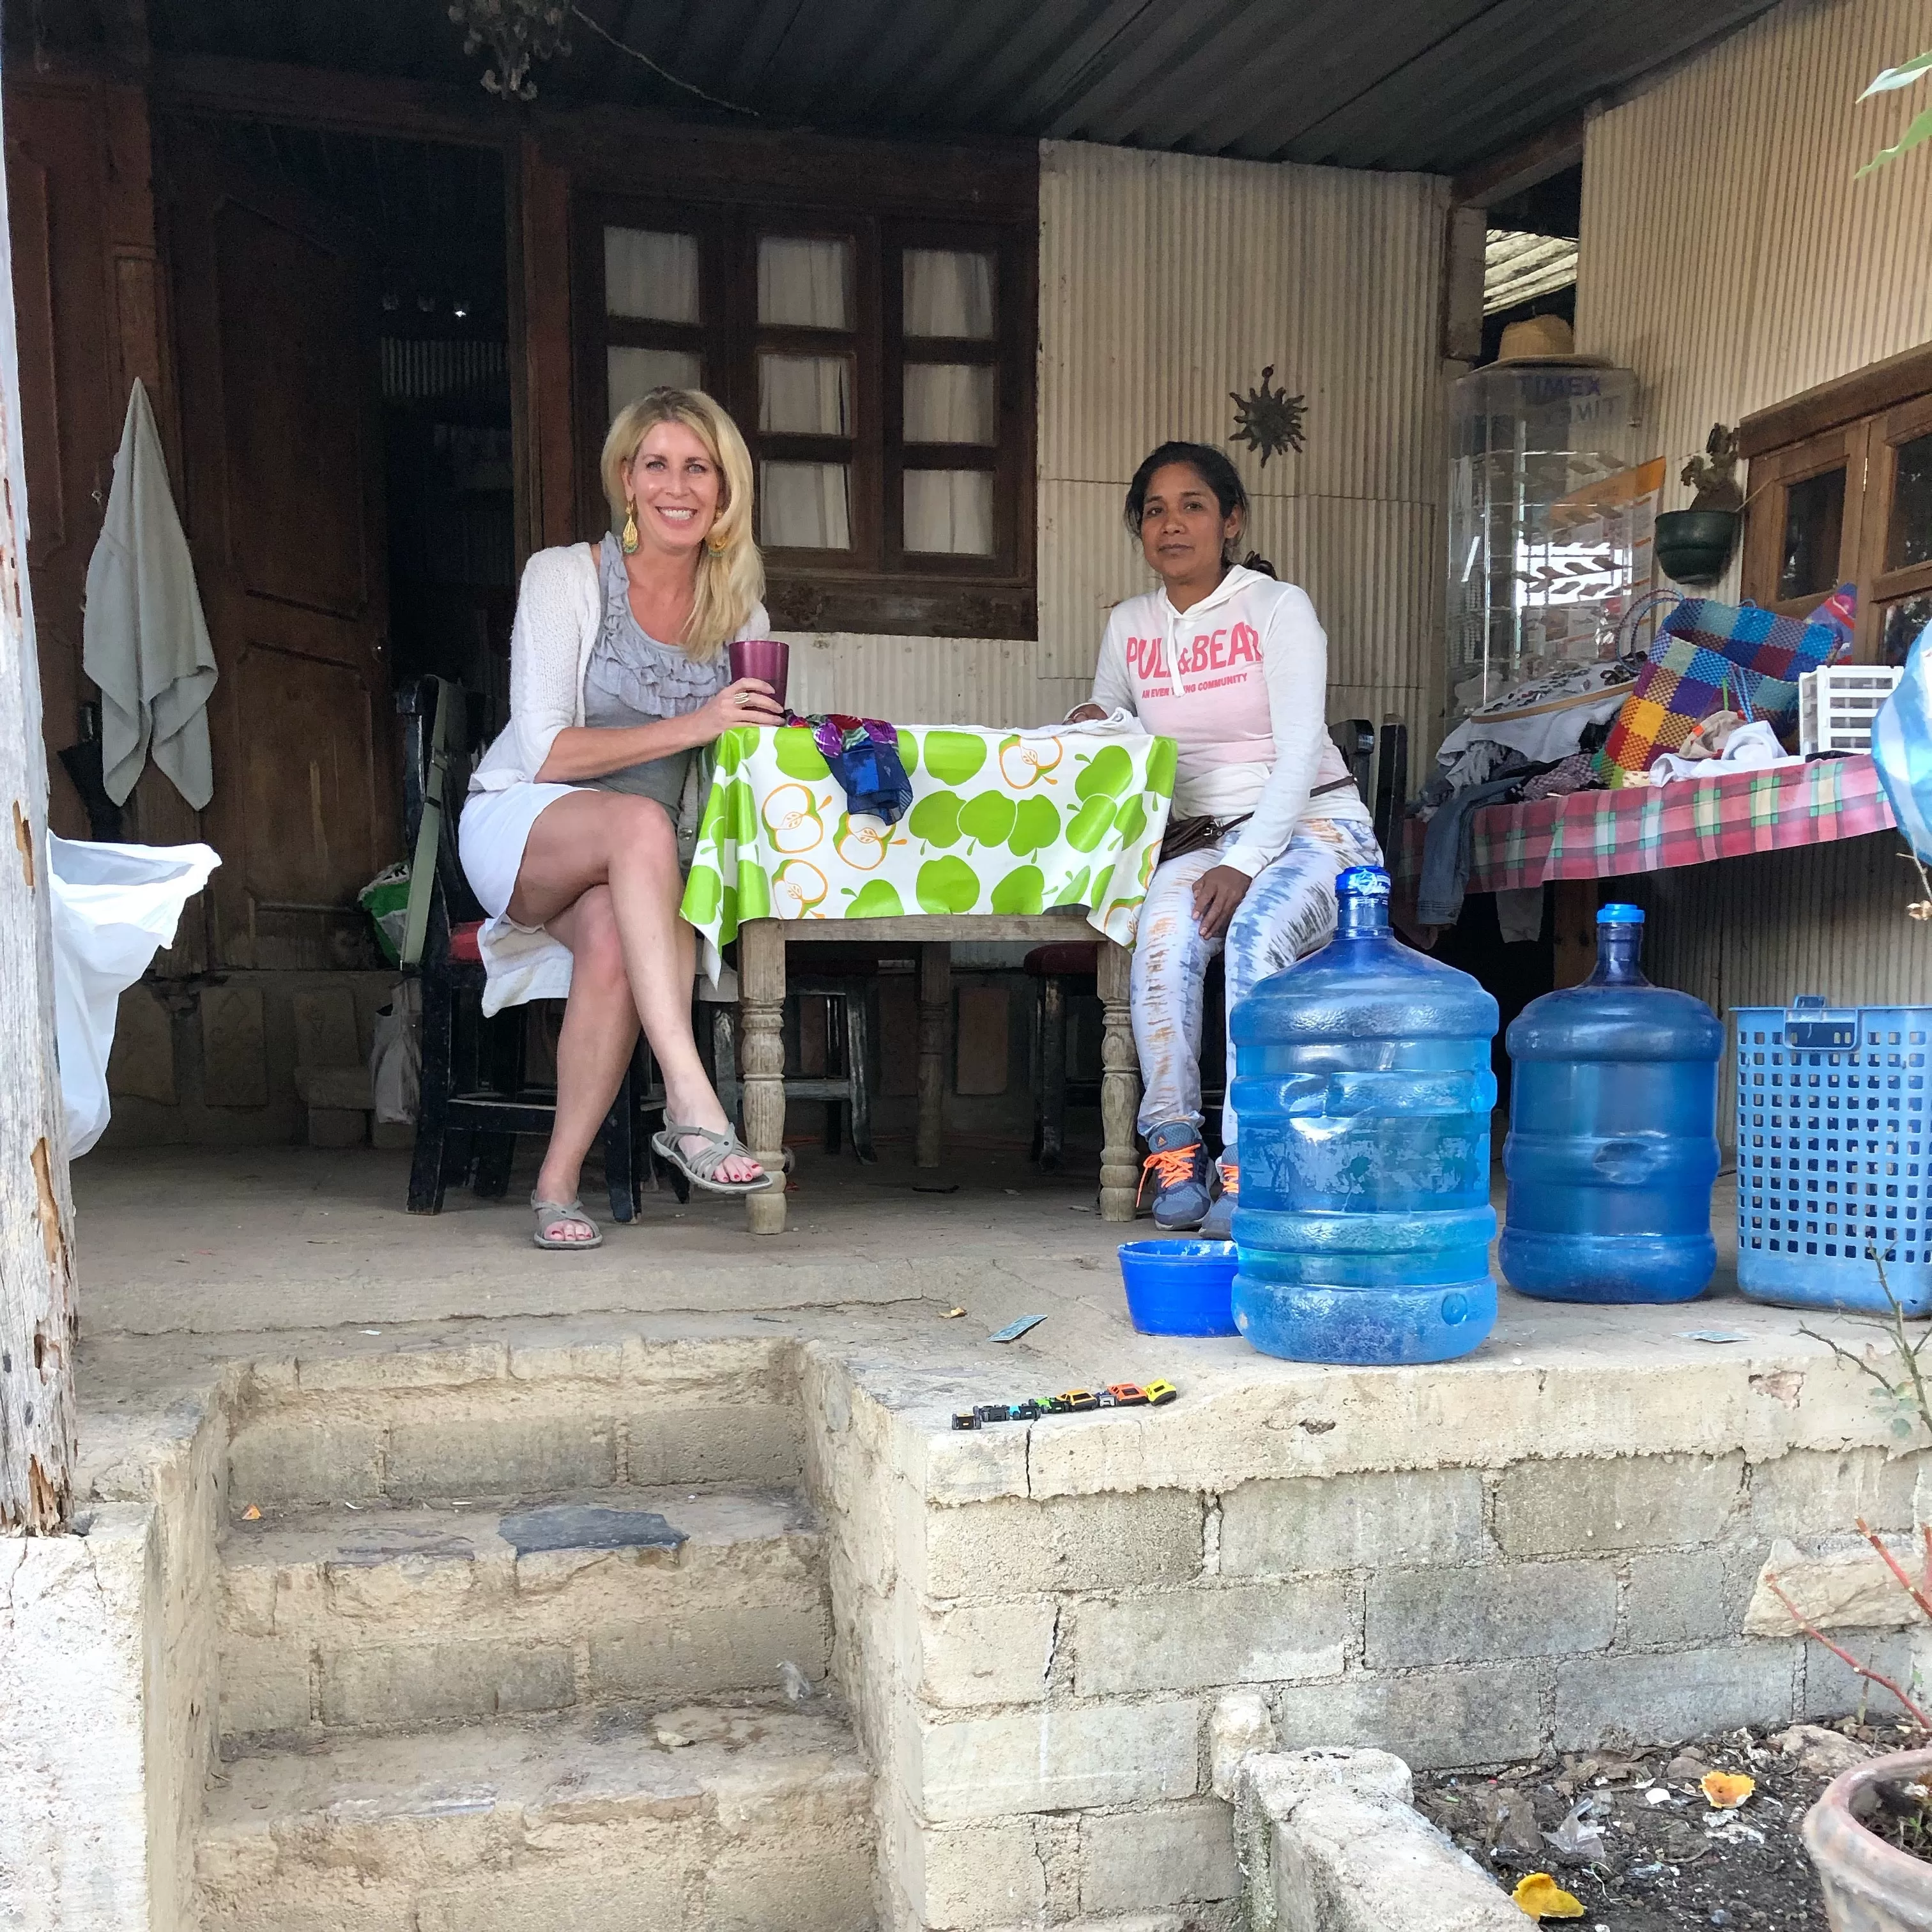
1860, 49, 1932, 98
1857, 99, 1932, 175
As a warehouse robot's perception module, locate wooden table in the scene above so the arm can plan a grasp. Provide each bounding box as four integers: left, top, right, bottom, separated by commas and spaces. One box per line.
735, 915, 1140, 1235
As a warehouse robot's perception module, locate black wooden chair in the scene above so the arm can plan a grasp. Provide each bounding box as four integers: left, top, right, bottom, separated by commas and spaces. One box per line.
396, 677, 686, 1218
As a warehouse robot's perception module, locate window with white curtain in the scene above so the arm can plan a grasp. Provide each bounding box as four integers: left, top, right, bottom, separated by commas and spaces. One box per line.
758, 237, 852, 331
904, 364, 996, 445
605, 229, 701, 324
609, 345, 703, 413
903, 249, 994, 339
762, 461, 852, 551
905, 471, 994, 556
584, 185, 1034, 636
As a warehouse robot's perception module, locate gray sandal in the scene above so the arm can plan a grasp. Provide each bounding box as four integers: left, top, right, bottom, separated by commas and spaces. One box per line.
650, 1121, 776, 1195
532, 1195, 602, 1250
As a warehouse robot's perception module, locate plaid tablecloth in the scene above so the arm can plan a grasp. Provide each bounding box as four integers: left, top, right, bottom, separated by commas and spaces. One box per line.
1408, 754, 1897, 894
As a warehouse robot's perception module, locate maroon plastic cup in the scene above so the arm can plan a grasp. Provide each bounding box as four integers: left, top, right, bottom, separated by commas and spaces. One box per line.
728, 638, 790, 712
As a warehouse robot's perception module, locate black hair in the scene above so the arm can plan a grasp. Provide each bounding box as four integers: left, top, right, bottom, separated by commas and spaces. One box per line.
1122, 440, 1276, 578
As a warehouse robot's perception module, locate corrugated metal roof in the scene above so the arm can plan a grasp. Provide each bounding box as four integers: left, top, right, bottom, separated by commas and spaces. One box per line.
1483, 229, 1579, 311
144, 0, 1782, 175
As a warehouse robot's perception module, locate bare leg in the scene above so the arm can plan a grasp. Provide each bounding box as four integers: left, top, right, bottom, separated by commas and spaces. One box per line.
509, 789, 761, 1184
531, 885, 639, 1242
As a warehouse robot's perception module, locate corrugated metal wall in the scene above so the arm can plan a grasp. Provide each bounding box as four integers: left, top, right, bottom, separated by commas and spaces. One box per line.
1576, 0, 1932, 1044
777, 630, 1087, 726
790, 139, 1452, 742
1037, 141, 1450, 749
1579, 0, 1932, 506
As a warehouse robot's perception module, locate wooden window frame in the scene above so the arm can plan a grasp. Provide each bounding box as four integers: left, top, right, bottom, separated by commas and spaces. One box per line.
1740, 342, 1932, 661
571, 174, 1036, 641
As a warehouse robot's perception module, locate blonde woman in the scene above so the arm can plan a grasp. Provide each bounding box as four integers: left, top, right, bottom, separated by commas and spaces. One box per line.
460, 389, 783, 1246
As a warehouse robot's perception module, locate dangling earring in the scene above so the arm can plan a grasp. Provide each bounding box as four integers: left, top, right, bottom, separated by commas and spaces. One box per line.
707, 533, 728, 556
621, 502, 640, 555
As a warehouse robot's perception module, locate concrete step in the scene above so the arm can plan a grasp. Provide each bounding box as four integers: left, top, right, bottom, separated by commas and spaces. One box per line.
195, 1703, 876, 1932
224, 1335, 807, 1510
218, 1490, 831, 1743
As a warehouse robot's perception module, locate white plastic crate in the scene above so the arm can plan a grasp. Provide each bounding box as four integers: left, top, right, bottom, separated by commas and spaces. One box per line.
1798, 664, 1901, 756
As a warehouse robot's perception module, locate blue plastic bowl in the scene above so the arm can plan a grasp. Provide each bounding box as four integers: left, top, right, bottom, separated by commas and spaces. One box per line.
1117, 1239, 1240, 1337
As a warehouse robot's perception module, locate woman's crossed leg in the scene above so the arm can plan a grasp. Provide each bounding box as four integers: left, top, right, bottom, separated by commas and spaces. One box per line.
509, 788, 760, 1243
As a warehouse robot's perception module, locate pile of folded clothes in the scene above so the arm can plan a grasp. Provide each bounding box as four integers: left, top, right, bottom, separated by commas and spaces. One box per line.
1412, 659, 1637, 930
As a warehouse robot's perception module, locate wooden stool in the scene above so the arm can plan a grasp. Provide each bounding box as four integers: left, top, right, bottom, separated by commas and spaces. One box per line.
1023, 941, 1100, 1171
709, 946, 877, 1161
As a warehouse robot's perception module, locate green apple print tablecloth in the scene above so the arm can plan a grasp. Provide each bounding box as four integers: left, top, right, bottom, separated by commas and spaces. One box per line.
680, 724, 1177, 976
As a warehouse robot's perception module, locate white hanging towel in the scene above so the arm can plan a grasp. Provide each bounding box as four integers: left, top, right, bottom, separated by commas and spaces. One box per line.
82, 379, 218, 808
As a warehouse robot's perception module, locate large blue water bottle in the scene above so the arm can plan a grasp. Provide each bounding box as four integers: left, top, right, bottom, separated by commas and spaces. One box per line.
1500, 903, 1721, 1303
1229, 866, 1499, 1365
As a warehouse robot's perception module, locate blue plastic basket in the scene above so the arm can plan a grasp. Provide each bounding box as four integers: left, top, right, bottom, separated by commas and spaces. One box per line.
1733, 998, 1932, 1315
1117, 1239, 1240, 1337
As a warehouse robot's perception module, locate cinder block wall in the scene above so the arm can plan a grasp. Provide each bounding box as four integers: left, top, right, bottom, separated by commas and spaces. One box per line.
804, 1344, 1928, 1932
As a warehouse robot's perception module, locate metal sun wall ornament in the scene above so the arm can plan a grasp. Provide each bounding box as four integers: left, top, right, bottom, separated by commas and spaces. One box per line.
1229, 365, 1307, 465
448, 0, 571, 100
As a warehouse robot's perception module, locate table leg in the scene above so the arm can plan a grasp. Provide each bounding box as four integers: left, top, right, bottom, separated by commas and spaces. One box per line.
1098, 939, 1140, 1222
739, 919, 788, 1235
917, 942, 950, 1169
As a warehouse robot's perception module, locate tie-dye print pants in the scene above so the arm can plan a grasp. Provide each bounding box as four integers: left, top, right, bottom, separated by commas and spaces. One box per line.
1130, 816, 1384, 1151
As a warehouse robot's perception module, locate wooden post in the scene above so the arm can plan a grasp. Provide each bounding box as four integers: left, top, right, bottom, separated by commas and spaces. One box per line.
0, 82, 79, 1531
1097, 939, 1140, 1222
739, 918, 788, 1236
916, 942, 950, 1169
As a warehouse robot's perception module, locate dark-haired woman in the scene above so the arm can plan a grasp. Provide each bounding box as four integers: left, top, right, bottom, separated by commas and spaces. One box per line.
1069, 441, 1381, 1234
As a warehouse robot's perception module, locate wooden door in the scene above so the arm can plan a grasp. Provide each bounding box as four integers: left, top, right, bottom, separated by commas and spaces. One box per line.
160, 119, 395, 970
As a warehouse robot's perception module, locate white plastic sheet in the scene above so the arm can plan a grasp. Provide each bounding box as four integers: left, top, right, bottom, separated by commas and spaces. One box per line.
47, 835, 220, 1157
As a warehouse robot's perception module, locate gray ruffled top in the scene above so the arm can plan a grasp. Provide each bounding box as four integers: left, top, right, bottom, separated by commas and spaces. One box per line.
578, 533, 728, 812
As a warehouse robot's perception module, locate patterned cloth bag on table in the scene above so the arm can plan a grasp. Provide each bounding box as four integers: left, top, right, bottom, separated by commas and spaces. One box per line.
1872, 621, 1932, 861
1595, 585, 1854, 786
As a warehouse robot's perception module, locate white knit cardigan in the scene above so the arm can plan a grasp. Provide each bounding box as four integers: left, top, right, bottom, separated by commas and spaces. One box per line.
470, 541, 770, 793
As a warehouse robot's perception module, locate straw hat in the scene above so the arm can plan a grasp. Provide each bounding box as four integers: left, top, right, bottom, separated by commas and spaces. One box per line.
1495, 314, 1607, 367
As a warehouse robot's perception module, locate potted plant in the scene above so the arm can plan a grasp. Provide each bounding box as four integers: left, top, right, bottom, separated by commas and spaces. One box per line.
1768, 1275, 1932, 1930
1653, 423, 1744, 586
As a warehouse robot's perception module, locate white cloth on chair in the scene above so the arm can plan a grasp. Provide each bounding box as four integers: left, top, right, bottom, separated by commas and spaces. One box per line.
82, 380, 219, 808
48, 834, 219, 1156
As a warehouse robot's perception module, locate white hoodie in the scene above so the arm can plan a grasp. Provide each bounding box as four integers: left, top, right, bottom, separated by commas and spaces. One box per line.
1084, 565, 1368, 878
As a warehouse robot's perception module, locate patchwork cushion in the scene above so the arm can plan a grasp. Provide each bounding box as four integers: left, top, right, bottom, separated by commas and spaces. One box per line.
1597, 592, 1851, 786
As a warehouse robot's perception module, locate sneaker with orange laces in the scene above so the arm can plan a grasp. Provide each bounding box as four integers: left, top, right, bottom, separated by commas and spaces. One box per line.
1137, 1121, 1211, 1230
1200, 1158, 1238, 1240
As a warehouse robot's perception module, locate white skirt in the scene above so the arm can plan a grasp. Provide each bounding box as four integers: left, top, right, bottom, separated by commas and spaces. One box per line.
457, 782, 578, 1015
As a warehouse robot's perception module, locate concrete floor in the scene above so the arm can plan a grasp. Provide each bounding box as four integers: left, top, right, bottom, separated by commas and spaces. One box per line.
68, 1135, 1873, 1436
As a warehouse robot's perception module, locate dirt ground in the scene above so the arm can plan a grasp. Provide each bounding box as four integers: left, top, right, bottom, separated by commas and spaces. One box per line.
1415, 1718, 1926, 1929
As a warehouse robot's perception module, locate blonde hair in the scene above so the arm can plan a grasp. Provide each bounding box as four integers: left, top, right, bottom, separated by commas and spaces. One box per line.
600, 388, 764, 659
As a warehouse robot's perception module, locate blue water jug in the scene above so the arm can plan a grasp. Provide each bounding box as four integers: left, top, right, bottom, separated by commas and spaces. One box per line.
1229, 866, 1499, 1365
1500, 903, 1722, 1303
